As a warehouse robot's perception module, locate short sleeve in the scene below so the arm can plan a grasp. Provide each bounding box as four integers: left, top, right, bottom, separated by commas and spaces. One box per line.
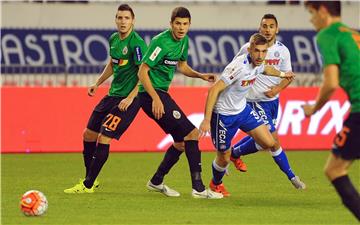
179, 37, 189, 61
142, 38, 166, 68
281, 47, 292, 72
220, 60, 243, 85
131, 37, 148, 65
317, 32, 340, 66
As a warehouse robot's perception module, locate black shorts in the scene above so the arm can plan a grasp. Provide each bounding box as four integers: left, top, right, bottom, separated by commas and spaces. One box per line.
87, 95, 140, 140
138, 91, 196, 142
332, 113, 360, 160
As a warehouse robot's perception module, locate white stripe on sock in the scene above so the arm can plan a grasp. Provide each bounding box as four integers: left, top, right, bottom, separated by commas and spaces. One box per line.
212, 160, 228, 172
270, 147, 283, 157
255, 142, 263, 151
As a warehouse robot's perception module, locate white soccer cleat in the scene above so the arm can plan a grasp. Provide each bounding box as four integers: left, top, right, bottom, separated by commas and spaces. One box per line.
146, 181, 180, 197
290, 176, 306, 190
191, 189, 223, 199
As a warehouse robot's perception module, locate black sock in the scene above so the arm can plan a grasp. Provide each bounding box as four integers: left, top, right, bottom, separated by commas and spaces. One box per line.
83, 141, 96, 177
83, 143, 109, 188
151, 145, 183, 185
184, 140, 205, 192
332, 175, 360, 221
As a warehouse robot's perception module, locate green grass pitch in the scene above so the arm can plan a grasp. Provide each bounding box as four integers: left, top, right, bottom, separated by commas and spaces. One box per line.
2, 151, 359, 225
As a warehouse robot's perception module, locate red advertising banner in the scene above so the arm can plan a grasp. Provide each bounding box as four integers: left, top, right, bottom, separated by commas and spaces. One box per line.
1, 87, 349, 153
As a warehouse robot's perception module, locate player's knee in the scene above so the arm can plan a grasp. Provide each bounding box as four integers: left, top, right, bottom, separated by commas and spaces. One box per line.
216, 155, 230, 167
83, 128, 98, 142
324, 164, 348, 181
263, 139, 276, 151
98, 134, 112, 144
184, 128, 199, 141
216, 149, 231, 166
173, 142, 185, 151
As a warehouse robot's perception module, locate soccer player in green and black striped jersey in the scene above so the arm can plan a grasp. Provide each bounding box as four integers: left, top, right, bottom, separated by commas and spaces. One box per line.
138, 7, 222, 199
303, 1, 360, 221
64, 4, 147, 194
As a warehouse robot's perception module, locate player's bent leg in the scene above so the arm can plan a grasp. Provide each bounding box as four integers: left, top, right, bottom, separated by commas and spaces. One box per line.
83, 133, 110, 189
210, 151, 231, 197
183, 128, 222, 199
148, 142, 184, 190
184, 128, 206, 192
271, 131, 306, 189
82, 128, 99, 177
325, 154, 360, 221
247, 124, 275, 150
324, 153, 351, 181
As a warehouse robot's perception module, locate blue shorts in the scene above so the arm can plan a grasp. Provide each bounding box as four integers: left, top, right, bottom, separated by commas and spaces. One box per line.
211, 104, 263, 151
248, 99, 279, 133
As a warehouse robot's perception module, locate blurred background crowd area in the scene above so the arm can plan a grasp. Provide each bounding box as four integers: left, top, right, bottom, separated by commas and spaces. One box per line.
1, 0, 359, 87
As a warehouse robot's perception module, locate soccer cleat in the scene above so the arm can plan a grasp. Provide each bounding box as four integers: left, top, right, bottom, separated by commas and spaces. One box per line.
146, 181, 180, 197
93, 179, 100, 189
290, 176, 306, 190
191, 189, 223, 199
64, 181, 94, 194
230, 156, 247, 172
209, 180, 230, 197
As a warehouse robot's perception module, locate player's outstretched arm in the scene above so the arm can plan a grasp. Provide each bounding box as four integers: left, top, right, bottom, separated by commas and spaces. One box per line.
177, 61, 216, 83
88, 58, 113, 97
138, 63, 164, 119
264, 66, 295, 79
302, 65, 339, 117
264, 73, 294, 98
199, 80, 227, 137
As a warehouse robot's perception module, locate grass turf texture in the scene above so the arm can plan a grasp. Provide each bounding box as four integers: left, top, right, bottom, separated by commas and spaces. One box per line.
2, 151, 359, 225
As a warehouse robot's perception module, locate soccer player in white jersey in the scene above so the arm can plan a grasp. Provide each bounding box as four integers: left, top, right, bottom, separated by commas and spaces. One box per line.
199, 33, 295, 196
230, 14, 306, 190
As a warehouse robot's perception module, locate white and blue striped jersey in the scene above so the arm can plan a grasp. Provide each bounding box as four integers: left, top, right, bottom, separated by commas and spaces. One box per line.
214, 54, 265, 115
235, 40, 292, 102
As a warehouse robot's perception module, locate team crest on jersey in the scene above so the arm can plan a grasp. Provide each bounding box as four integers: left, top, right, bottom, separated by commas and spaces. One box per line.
122, 46, 128, 55
150, 46, 162, 61
274, 51, 280, 57
172, 110, 181, 119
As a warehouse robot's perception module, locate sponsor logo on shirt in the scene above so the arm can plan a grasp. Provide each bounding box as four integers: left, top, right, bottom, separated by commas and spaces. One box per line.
218, 120, 227, 146
149, 46, 162, 61
119, 59, 128, 66
264, 59, 280, 65
163, 59, 178, 66
135, 46, 142, 62
241, 78, 256, 87
111, 58, 128, 66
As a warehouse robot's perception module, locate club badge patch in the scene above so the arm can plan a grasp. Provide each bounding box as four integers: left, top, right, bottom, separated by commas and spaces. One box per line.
122, 46, 128, 55
173, 110, 181, 119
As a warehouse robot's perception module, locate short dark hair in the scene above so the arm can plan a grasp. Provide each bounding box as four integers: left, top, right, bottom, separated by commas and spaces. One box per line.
305, 1, 341, 17
249, 33, 268, 46
117, 4, 135, 18
171, 7, 191, 23
261, 14, 278, 26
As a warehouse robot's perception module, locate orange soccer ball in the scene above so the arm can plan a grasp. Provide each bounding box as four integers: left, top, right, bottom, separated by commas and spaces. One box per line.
20, 190, 48, 216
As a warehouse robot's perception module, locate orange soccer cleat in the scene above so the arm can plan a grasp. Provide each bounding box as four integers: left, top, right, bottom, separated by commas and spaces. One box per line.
209, 180, 230, 197
230, 156, 248, 172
